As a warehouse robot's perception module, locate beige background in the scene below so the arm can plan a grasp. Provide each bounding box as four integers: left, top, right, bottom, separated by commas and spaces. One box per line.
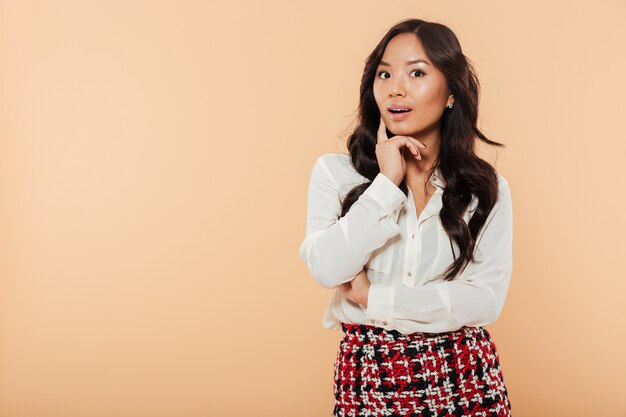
1, 1, 625, 416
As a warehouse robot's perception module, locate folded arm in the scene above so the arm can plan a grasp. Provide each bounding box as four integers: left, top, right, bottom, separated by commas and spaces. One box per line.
365, 179, 513, 334
298, 156, 407, 289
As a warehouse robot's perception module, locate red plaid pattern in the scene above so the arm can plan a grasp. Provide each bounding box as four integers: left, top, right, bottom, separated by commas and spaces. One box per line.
333, 323, 511, 416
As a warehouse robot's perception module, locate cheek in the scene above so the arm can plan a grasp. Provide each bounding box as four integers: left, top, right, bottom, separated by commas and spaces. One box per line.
372, 83, 384, 109
412, 89, 446, 118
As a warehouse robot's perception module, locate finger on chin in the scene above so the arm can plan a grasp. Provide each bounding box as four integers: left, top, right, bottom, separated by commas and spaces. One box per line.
377, 117, 388, 143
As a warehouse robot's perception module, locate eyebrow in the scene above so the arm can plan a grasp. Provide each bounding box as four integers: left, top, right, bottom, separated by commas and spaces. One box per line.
379, 58, 430, 66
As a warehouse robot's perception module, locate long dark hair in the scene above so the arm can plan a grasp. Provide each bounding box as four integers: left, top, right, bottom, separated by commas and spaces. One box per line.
341, 18, 504, 281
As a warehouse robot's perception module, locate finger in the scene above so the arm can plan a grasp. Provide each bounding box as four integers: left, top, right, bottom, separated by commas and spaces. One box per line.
405, 139, 421, 159
401, 136, 426, 160
389, 136, 422, 160
377, 116, 388, 144
356, 269, 369, 281
404, 135, 427, 149
342, 286, 353, 302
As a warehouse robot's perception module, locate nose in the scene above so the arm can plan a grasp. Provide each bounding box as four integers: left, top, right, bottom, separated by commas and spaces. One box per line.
388, 82, 406, 97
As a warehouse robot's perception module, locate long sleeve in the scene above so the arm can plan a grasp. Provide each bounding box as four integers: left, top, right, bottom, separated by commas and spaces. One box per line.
366, 178, 513, 334
298, 155, 407, 289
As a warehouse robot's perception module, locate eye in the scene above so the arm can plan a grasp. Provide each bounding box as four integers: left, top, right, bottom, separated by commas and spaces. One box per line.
376, 70, 425, 79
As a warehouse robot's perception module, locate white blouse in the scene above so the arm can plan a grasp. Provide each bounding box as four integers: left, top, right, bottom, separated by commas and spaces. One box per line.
298, 153, 513, 335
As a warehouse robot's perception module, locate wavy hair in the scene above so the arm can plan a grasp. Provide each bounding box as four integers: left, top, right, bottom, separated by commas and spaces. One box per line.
340, 18, 504, 281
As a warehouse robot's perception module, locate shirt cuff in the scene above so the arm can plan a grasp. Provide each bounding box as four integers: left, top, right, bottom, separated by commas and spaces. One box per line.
365, 284, 395, 327
363, 173, 406, 216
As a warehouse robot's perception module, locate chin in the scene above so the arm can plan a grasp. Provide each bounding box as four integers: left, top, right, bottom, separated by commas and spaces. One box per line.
388, 125, 416, 136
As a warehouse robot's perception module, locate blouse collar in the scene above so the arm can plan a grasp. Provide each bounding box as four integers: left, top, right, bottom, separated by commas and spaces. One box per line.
430, 167, 445, 190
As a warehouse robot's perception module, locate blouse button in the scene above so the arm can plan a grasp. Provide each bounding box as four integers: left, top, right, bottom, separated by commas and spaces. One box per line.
411, 234, 415, 239
383, 321, 388, 325
407, 272, 412, 277
370, 319, 375, 324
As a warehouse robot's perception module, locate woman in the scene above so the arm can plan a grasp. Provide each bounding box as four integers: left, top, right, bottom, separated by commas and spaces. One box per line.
298, 18, 513, 416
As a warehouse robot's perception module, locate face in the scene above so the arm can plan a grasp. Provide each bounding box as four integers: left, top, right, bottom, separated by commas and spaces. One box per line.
373, 32, 453, 138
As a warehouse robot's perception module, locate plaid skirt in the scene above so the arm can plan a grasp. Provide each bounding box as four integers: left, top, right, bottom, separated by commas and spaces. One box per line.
333, 323, 511, 417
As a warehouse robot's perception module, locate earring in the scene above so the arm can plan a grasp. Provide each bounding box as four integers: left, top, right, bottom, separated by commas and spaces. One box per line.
447, 103, 454, 108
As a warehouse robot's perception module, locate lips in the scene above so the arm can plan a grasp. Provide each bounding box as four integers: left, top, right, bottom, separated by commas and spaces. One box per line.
387, 105, 413, 114
387, 104, 413, 122
388, 109, 412, 121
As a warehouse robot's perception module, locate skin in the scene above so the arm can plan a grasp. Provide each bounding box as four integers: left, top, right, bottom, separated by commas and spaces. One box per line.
340, 32, 455, 308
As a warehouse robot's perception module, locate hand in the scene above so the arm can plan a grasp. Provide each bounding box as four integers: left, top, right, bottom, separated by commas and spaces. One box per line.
339, 268, 371, 308
376, 116, 428, 186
